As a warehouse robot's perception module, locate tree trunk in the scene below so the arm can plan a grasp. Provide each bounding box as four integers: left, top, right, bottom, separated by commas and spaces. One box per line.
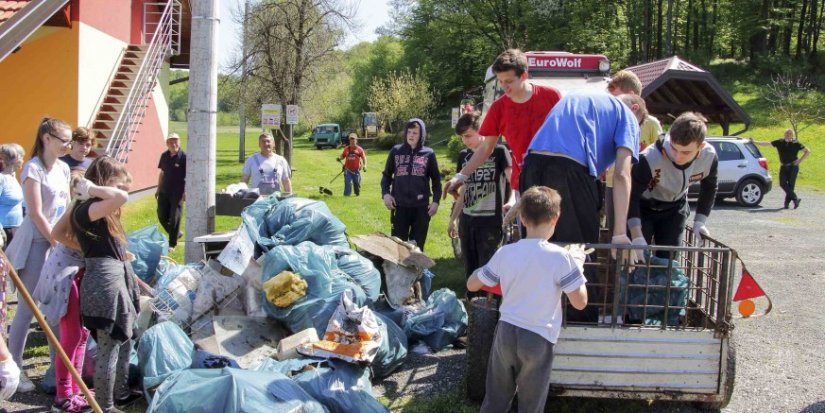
782, 0, 795, 56
751, 0, 771, 60
796, 0, 808, 59
666, 0, 674, 55
644, 0, 652, 61
708, 0, 718, 58
807, 0, 818, 55
768, 4, 779, 54
685, 0, 692, 52
657, 0, 664, 58
812, 0, 825, 55
693, 0, 700, 52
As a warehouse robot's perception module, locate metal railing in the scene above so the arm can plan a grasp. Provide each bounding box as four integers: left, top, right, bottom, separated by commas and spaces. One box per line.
560, 227, 737, 335
106, 0, 181, 162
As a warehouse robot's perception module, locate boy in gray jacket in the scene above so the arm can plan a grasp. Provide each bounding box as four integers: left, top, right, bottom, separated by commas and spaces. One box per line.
628, 112, 718, 259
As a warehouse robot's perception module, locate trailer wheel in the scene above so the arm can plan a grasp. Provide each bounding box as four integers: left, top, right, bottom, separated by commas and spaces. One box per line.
695, 339, 736, 410
465, 297, 499, 403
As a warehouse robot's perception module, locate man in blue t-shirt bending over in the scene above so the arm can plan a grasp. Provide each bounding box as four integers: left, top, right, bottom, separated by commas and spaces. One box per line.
521, 93, 645, 249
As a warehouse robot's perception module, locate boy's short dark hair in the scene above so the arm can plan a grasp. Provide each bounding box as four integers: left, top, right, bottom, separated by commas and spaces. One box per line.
492, 49, 528, 77
519, 186, 561, 226
455, 112, 481, 135
669, 112, 708, 146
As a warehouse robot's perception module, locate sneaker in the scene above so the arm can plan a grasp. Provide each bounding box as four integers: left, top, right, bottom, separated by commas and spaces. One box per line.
51, 394, 92, 413
114, 391, 143, 408
784, 202, 790, 209
18, 372, 35, 393
794, 198, 801, 209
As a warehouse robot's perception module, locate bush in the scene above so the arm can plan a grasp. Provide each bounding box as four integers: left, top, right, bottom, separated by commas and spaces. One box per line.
374, 132, 400, 150
446, 134, 464, 162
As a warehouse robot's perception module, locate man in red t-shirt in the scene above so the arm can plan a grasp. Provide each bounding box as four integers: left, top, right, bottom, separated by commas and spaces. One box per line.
337, 133, 367, 196
444, 49, 561, 201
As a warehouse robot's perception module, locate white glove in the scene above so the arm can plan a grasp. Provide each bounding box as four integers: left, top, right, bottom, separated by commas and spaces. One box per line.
0, 358, 20, 400
631, 236, 648, 262
611, 234, 639, 265
565, 244, 588, 274
382, 194, 396, 210
694, 221, 710, 240
73, 177, 95, 201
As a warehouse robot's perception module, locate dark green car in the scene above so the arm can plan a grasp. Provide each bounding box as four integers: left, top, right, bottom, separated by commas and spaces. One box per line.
310, 123, 342, 149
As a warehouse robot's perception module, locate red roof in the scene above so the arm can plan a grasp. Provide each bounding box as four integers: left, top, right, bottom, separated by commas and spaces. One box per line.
0, 0, 31, 25
624, 56, 706, 89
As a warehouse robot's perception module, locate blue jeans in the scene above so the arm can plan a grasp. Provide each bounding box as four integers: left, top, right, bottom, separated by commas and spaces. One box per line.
344, 169, 361, 196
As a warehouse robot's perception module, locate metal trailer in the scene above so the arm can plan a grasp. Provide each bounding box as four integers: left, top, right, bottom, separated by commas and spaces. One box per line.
466, 228, 739, 410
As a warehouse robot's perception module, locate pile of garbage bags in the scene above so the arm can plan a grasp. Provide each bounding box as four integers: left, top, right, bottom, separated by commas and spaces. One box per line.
128, 195, 468, 412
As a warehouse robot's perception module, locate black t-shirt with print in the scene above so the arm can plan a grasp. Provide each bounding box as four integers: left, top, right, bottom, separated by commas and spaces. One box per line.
457, 144, 512, 221
73, 199, 126, 261
158, 150, 187, 194
771, 139, 806, 165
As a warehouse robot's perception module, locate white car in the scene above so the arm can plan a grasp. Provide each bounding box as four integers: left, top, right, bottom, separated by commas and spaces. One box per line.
689, 136, 773, 207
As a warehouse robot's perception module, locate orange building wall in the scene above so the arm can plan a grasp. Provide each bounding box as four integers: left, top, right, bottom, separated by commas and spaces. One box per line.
1, 1, 174, 192
0, 27, 79, 155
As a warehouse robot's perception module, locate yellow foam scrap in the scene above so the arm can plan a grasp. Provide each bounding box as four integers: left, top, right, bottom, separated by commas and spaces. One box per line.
263, 270, 308, 307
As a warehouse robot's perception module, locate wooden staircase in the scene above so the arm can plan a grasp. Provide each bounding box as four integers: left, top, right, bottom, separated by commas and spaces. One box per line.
90, 45, 151, 154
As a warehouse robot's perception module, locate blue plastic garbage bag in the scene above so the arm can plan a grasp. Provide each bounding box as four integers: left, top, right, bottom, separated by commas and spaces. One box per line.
420, 269, 434, 301
264, 198, 349, 248
251, 357, 321, 376
192, 350, 240, 369
620, 255, 689, 326
372, 298, 404, 327
261, 242, 367, 336
127, 225, 169, 284
146, 368, 328, 413
292, 360, 388, 413
372, 312, 408, 379
403, 288, 468, 352
334, 247, 381, 304
138, 322, 195, 390
241, 196, 282, 251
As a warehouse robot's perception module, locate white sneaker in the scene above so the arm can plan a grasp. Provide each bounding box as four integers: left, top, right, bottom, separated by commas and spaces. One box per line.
17, 371, 35, 392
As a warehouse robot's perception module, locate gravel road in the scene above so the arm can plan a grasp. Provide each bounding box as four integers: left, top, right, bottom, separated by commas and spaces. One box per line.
3, 188, 823, 413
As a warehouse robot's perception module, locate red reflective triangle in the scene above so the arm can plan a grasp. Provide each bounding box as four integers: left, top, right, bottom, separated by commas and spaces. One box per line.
733, 268, 766, 301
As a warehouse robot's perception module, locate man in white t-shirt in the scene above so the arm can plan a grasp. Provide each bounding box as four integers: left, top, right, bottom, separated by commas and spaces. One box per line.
242, 133, 292, 195
467, 186, 588, 413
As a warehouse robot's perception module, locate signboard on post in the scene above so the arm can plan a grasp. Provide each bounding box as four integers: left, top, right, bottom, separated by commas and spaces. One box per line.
451, 107, 460, 128
286, 105, 299, 125
261, 104, 282, 128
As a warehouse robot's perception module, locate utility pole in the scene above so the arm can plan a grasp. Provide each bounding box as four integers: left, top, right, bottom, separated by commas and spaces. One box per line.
185, 0, 219, 263
238, 0, 249, 163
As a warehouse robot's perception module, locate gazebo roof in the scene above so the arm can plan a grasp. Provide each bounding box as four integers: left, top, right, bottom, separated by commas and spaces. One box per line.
625, 56, 750, 135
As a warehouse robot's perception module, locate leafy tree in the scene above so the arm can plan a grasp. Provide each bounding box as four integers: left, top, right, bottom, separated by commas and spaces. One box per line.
762, 71, 825, 137
367, 71, 436, 133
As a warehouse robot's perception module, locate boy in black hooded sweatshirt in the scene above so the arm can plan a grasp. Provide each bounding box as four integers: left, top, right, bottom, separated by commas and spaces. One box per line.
381, 118, 442, 250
